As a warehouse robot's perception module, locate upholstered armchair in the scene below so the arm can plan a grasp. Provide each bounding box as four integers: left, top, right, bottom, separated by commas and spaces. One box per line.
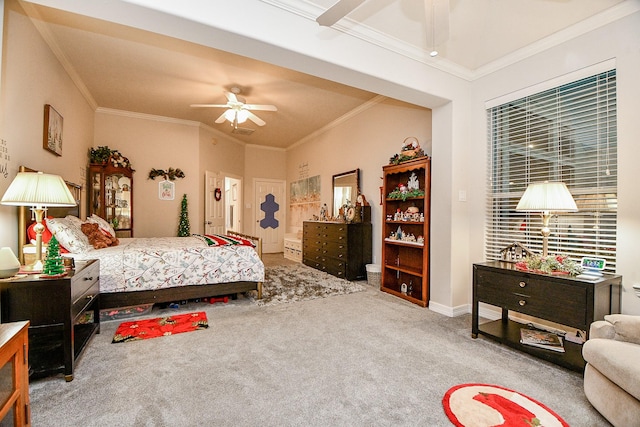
582, 314, 640, 426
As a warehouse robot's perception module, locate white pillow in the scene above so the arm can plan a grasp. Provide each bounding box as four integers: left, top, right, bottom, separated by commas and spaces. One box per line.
65, 215, 84, 230
87, 214, 116, 238
45, 217, 91, 253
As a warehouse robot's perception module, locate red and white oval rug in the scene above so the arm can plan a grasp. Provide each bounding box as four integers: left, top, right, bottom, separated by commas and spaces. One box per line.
443, 383, 569, 427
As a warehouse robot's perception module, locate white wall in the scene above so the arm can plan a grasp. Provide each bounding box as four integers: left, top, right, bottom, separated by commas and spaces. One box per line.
0, 0, 95, 252
287, 98, 432, 266
468, 11, 640, 314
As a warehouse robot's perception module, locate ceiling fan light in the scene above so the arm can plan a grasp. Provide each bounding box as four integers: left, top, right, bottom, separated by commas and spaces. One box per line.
236, 109, 249, 124
224, 109, 236, 122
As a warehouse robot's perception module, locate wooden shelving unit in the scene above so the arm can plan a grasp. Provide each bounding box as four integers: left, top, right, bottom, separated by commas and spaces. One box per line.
381, 157, 431, 307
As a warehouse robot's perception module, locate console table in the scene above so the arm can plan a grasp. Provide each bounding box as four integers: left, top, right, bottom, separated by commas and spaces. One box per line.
472, 261, 622, 372
0, 259, 100, 381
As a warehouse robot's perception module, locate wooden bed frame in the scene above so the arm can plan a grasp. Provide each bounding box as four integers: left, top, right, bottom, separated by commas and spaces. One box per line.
17, 166, 263, 310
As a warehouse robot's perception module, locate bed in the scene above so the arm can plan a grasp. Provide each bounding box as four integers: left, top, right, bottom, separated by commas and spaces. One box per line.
17, 166, 264, 309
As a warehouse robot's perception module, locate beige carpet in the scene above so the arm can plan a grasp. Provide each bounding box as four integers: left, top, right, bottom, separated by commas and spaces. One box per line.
28, 254, 609, 426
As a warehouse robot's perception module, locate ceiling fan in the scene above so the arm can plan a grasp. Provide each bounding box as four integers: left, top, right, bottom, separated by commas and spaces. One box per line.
316, 0, 449, 55
190, 87, 277, 128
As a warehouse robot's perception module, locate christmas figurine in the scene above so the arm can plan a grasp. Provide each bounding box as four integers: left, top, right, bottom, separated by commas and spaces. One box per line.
42, 235, 65, 276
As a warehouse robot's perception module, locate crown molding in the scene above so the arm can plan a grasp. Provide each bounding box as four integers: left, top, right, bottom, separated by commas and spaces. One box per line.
95, 108, 248, 147
262, 0, 640, 82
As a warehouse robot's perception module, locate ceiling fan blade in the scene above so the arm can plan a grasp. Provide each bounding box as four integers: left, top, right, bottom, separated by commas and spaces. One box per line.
246, 111, 266, 126
316, 0, 365, 27
224, 91, 238, 103
190, 104, 230, 108
214, 112, 227, 124
243, 104, 277, 111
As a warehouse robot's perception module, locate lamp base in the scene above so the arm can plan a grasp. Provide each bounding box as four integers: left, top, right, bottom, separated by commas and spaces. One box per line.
20, 260, 44, 273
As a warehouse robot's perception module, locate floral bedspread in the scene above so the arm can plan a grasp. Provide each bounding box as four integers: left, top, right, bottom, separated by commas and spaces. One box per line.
73, 237, 264, 294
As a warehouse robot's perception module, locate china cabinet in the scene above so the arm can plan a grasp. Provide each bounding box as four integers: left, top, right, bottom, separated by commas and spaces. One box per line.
381, 157, 431, 306
88, 162, 134, 237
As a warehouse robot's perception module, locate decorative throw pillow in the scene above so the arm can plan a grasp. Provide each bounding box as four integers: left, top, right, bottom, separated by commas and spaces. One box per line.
604, 314, 640, 346
65, 215, 85, 230
45, 217, 91, 253
87, 214, 116, 238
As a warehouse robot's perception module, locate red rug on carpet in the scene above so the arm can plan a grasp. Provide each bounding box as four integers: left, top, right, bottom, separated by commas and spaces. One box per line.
112, 311, 208, 343
443, 383, 569, 427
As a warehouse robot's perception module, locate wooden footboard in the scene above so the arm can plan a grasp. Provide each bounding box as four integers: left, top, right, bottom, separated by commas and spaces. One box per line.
100, 281, 262, 309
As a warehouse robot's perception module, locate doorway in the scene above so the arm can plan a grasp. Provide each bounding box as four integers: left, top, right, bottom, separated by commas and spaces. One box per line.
253, 178, 285, 253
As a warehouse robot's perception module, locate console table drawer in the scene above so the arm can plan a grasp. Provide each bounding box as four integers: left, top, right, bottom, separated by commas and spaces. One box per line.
475, 269, 587, 327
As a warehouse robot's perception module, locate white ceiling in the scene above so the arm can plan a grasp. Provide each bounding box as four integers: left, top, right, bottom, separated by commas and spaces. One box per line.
20, 0, 629, 149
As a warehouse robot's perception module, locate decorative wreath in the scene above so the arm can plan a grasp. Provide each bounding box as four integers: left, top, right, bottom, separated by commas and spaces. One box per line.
214, 188, 222, 201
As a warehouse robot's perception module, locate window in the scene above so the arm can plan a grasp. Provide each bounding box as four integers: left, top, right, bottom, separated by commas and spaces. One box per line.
486, 69, 617, 272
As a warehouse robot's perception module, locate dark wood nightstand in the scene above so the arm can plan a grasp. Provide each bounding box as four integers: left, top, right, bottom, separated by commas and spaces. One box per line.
472, 261, 622, 372
0, 259, 100, 381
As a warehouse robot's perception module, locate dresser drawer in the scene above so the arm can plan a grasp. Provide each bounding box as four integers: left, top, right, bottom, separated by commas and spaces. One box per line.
476, 269, 587, 328
71, 262, 100, 320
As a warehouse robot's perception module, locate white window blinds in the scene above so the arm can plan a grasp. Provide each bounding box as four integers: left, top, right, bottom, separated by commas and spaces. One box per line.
486, 69, 617, 272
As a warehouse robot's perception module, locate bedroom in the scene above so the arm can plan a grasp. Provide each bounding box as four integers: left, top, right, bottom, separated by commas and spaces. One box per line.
0, 0, 639, 425
1, 0, 638, 316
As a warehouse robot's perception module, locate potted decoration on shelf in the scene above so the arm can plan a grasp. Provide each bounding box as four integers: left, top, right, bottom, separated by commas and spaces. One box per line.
389, 137, 427, 165
89, 146, 134, 170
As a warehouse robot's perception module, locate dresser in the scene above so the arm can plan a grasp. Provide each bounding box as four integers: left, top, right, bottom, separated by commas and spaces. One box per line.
472, 261, 622, 372
0, 260, 100, 381
303, 221, 372, 280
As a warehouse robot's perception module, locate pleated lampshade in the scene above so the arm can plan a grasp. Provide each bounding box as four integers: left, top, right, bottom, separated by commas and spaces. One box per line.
1, 172, 76, 207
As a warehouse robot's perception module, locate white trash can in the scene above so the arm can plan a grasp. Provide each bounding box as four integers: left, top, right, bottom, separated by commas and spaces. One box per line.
365, 264, 381, 287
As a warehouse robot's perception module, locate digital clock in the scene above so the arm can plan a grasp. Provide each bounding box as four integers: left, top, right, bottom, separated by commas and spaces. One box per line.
581, 257, 606, 271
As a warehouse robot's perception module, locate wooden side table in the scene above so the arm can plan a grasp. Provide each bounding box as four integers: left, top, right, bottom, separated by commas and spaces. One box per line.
0, 321, 30, 426
472, 261, 622, 372
0, 260, 100, 381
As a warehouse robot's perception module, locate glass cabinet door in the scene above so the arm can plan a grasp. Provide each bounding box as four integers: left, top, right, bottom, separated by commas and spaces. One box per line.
105, 173, 131, 231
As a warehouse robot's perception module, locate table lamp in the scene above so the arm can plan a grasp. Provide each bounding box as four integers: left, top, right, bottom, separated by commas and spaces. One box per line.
516, 182, 577, 257
1, 171, 76, 271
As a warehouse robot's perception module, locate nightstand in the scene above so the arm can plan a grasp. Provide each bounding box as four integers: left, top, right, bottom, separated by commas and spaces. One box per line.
0, 259, 100, 381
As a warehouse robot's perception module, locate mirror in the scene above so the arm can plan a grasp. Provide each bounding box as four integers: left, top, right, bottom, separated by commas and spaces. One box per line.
332, 169, 360, 217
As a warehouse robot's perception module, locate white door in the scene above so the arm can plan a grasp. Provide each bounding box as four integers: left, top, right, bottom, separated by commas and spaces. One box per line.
205, 171, 225, 235
225, 176, 242, 232
254, 179, 285, 253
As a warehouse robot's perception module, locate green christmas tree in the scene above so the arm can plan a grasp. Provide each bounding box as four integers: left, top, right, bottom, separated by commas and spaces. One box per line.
177, 194, 191, 237
42, 235, 65, 276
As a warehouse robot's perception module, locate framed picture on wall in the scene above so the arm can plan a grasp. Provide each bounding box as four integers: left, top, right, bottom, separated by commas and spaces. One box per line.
43, 104, 63, 156
159, 180, 175, 200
